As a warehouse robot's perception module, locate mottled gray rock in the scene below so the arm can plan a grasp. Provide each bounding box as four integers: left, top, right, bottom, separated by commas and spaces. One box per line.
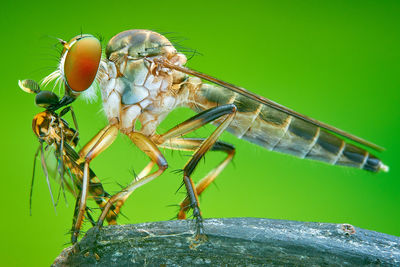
53, 218, 400, 266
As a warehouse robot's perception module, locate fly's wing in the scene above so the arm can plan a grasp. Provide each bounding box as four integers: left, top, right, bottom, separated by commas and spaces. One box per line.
158, 59, 384, 152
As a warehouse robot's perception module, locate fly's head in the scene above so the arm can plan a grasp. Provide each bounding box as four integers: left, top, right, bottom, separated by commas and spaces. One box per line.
42, 34, 102, 108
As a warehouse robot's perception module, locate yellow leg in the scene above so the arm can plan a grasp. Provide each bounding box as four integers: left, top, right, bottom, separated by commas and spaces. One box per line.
111, 161, 156, 218
154, 104, 237, 239
71, 124, 118, 244
97, 133, 168, 227
159, 138, 235, 219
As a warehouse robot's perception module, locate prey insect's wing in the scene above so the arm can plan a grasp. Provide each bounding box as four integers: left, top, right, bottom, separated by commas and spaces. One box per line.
40, 143, 57, 213
158, 59, 384, 152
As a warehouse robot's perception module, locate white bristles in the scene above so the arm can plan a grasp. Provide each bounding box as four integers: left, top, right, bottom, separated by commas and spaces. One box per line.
41, 69, 62, 88
80, 83, 99, 103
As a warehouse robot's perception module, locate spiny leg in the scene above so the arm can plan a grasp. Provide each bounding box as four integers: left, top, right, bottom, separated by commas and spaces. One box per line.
97, 132, 168, 227
71, 190, 96, 236
111, 161, 156, 219
78, 124, 116, 159
154, 104, 237, 240
159, 138, 235, 219
64, 143, 120, 234
72, 124, 118, 244
153, 105, 237, 145
66, 161, 119, 243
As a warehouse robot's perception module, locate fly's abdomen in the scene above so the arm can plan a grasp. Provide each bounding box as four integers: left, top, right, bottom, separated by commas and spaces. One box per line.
188, 80, 386, 172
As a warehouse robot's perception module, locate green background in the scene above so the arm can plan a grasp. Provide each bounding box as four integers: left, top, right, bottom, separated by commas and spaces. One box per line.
1, 0, 399, 265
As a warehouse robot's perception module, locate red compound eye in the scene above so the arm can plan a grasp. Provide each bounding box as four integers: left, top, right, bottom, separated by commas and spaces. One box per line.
64, 35, 101, 92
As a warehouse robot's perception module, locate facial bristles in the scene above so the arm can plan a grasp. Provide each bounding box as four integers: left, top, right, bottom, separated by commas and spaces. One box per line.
80, 83, 99, 103
53, 75, 64, 94
41, 69, 62, 88
41, 51, 66, 93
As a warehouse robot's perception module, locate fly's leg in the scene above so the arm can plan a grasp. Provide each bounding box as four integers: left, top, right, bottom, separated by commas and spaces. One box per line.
64, 145, 120, 240
65, 143, 120, 225
71, 124, 118, 244
67, 160, 118, 243
159, 138, 235, 219
97, 133, 168, 227
110, 161, 156, 219
72, 191, 96, 230
153, 104, 237, 241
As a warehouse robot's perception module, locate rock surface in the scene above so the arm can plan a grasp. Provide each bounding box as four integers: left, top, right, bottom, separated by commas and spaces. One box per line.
53, 218, 400, 266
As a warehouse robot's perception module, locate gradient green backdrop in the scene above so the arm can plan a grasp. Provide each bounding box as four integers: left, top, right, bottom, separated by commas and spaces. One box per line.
1, 1, 399, 265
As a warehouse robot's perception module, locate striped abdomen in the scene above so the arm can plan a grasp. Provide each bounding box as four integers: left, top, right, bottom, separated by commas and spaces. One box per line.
187, 78, 385, 172
33, 111, 119, 223
63, 142, 118, 224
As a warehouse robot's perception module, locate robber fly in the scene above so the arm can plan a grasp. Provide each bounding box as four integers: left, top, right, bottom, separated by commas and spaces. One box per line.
19, 79, 121, 243
42, 30, 388, 242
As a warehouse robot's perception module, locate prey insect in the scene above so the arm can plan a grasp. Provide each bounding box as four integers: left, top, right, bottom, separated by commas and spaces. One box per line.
19, 79, 121, 243
43, 29, 388, 242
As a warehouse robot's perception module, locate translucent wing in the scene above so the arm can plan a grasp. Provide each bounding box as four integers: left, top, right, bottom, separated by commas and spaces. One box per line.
158, 59, 384, 152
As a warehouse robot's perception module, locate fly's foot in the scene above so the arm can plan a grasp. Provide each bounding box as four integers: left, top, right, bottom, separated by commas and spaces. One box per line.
71, 242, 81, 254
71, 229, 80, 245
177, 208, 186, 220
83, 251, 101, 261
188, 231, 208, 249
188, 206, 208, 248
90, 225, 101, 246
80, 225, 102, 261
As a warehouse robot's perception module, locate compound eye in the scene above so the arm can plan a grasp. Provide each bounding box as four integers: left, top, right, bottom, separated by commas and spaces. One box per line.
35, 91, 59, 108
64, 35, 101, 92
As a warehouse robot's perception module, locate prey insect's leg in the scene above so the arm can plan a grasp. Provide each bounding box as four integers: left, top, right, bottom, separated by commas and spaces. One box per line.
159, 138, 235, 219
65, 143, 119, 230
154, 104, 237, 240
97, 133, 168, 227
60, 106, 79, 142
59, 127, 66, 202
29, 145, 41, 215
72, 125, 118, 244
66, 156, 119, 242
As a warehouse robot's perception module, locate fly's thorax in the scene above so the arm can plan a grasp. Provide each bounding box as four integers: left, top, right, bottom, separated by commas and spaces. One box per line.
100, 33, 188, 133
106, 30, 177, 62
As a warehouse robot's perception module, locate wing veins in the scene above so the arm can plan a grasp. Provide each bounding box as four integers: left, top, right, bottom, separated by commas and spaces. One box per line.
159, 59, 384, 152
